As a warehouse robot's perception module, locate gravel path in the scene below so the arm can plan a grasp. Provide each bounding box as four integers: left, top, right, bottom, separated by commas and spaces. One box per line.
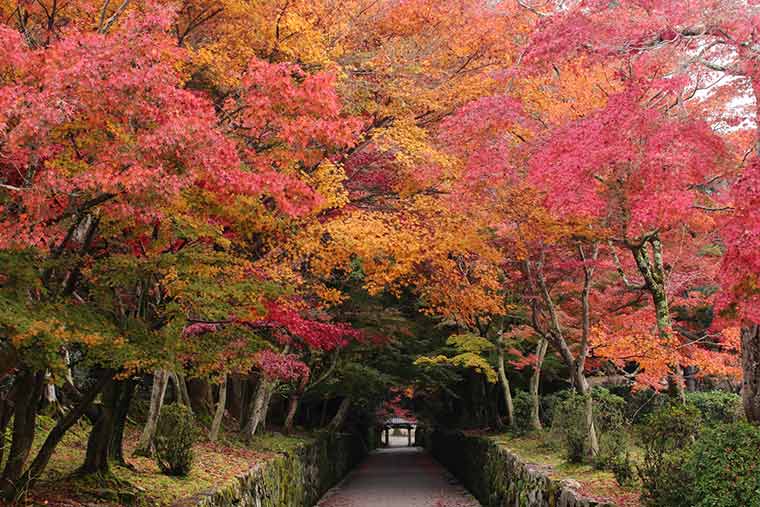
316, 439, 481, 507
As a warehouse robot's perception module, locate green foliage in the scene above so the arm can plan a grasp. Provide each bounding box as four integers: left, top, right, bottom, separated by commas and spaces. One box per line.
415, 332, 497, 383
638, 403, 702, 507
154, 404, 197, 477
685, 391, 743, 425
685, 422, 760, 507
511, 391, 534, 435
541, 389, 574, 428
549, 388, 626, 464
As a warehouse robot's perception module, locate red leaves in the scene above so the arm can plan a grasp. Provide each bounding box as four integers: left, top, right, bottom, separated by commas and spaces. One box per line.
718, 157, 760, 324
261, 302, 361, 351
253, 349, 310, 383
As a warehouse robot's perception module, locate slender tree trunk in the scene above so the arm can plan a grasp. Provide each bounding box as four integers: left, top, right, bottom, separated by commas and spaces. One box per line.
134, 369, 169, 456
742, 324, 760, 424
259, 384, 274, 432
169, 371, 192, 409
11, 372, 111, 497
328, 397, 351, 432
209, 374, 227, 442
631, 238, 686, 403
242, 379, 271, 442
575, 372, 599, 456
530, 339, 548, 431
283, 394, 300, 434
0, 370, 45, 499
496, 337, 515, 427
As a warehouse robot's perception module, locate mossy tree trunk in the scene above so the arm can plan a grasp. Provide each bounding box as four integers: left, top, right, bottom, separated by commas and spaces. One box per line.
109, 378, 135, 466
0, 370, 45, 499
80, 378, 119, 476
10, 371, 111, 498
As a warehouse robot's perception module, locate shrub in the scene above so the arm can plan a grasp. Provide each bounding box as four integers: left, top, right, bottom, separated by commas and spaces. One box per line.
593, 429, 629, 471
610, 451, 635, 487
685, 391, 743, 425
511, 391, 534, 435
549, 388, 627, 464
541, 389, 574, 428
550, 391, 590, 463
623, 388, 670, 424
685, 422, 760, 507
155, 403, 197, 476
638, 403, 702, 507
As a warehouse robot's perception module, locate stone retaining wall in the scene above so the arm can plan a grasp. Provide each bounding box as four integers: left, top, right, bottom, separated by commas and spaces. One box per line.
194, 432, 365, 507
427, 429, 614, 507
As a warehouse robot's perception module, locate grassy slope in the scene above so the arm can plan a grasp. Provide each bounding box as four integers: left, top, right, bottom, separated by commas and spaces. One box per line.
9, 416, 311, 507
489, 432, 642, 507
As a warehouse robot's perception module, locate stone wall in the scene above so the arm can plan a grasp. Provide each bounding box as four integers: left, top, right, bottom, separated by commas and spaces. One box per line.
427, 430, 614, 507
194, 432, 365, 507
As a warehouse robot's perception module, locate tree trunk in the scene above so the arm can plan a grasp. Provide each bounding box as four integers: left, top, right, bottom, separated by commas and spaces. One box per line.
283, 394, 300, 434
575, 373, 599, 457
320, 397, 329, 427
238, 376, 254, 431
134, 369, 169, 456
209, 374, 227, 442
530, 338, 548, 431
80, 379, 119, 476
0, 370, 45, 498
742, 324, 760, 424
169, 371, 192, 409
227, 375, 244, 422
242, 379, 271, 442
631, 238, 686, 403
109, 379, 135, 466
188, 378, 214, 416
10, 372, 111, 498
0, 386, 13, 467
328, 397, 351, 432
259, 384, 274, 432
496, 338, 515, 427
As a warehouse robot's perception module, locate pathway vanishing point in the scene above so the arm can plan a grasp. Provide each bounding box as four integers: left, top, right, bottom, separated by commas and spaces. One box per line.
316, 436, 481, 507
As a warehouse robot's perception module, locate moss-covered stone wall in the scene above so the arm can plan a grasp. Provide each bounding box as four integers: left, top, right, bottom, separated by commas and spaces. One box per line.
427, 430, 614, 507
194, 432, 365, 507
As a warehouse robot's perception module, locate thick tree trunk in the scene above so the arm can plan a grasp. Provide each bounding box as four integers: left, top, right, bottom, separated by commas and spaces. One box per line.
496, 338, 515, 427
109, 379, 135, 466
238, 376, 254, 431
209, 374, 227, 442
328, 397, 351, 432
242, 379, 271, 442
283, 394, 300, 434
134, 369, 169, 456
530, 339, 548, 431
0, 370, 45, 499
0, 386, 13, 467
80, 379, 119, 476
188, 378, 214, 416
320, 397, 329, 427
742, 324, 760, 424
11, 372, 111, 497
227, 375, 244, 422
